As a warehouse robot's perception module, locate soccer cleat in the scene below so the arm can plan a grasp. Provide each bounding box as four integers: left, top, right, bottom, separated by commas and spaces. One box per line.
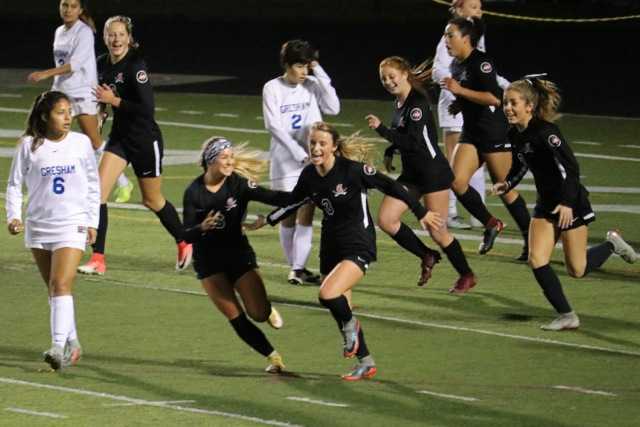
267, 307, 284, 329
342, 319, 360, 359
265, 352, 285, 374
342, 363, 377, 381
447, 215, 472, 230
470, 217, 484, 228
287, 268, 321, 285
540, 311, 580, 331
418, 249, 442, 287
43, 345, 65, 371
113, 181, 134, 203
478, 219, 505, 255
62, 339, 82, 367
448, 272, 478, 294
78, 253, 106, 275
176, 241, 193, 271
606, 229, 638, 264
516, 245, 529, 262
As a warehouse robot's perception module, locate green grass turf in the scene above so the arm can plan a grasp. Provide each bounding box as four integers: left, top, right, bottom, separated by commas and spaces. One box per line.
1, 86, 639, 426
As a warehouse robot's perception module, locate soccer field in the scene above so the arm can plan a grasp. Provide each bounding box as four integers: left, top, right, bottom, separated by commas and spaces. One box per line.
1, 84, 639, 426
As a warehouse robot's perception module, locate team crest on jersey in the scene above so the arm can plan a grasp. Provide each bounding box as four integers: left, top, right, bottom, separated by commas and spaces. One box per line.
410, 107, 423, 122
480, 62, 493, 73
247, 180, 258, 189
136, 70, 149, 84
522, 142, 533, 154
548, 134, 562, 147
115, 72, 124, 84
332, 183, 348, 197
225, 197, 238, 211
363, 164, 376, 176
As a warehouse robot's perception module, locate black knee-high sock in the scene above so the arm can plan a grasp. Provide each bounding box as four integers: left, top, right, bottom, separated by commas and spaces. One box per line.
319, 295, 352, 329
92, 203, 108, 254
355, 327, 370, 359
391, 223, 431, 259
229, 313, 274, 357
504, 195, 531, 240
584, 242, 614, 275
153, 201, 184, 243
455, 187, 492, 226
532, 264, 572, 314
443, 239, 472, 276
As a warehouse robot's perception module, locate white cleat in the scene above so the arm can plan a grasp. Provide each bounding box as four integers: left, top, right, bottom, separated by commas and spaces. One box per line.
606, 230, 638, 264
541, 311, 580, 331
267, 306, 284, 329
447, 215, 472, 230
43, 345, 65, 370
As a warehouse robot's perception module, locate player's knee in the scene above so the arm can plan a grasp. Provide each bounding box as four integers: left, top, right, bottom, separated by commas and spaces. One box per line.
566, 264, 586, 278
377, 213, 398, 234
49, 277, 71, 293
247, 307, 269, 323
451, 179, 468, 196
142, 197, 163, 211
528, 253, 548, 270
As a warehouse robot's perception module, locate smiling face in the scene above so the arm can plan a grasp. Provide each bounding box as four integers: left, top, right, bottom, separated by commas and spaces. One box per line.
503, 89, 534, 128
47, 99, 73, 140
59, 0, 82, 27
208, 148, 235, 177
309, 129, 337, 169
284, 63, 309, 85
444, 23, 470, 59
104, 21, 131, 62
379, 64, 411, 98
455, 0, 483, 19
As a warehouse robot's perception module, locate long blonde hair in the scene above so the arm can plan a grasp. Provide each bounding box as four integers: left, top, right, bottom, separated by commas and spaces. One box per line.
508, 77, 562, 122
310, 122, 376, 165
199, 137, 267, 182
379, 56, 434, 96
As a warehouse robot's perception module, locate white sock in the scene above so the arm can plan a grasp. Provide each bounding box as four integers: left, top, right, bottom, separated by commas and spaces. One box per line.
117, 173, 130, 187
448, 190, 458, 218
470, 166, 486, 204
94, 141, 106, 161
50, 295, 74, 348
292, 224, 313, 271
279, 225, 295, 266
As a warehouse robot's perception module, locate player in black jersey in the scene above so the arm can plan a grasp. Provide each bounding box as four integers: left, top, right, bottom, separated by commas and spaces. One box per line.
182, 137, 289, 373
267, 122, 442, 380
493, 76, 638, 331
366, 56, 477, 293
442, 16, 531, 260
78, 16, 192, 276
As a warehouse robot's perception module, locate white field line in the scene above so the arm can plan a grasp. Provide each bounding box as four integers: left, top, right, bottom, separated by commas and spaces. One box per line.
575, 152, 640, 162
178, 110, 205, 115
104, 399, 196, 407
326, 122, 353, 128
416, 390, 479, 402
0, 377, 301, 427
572, 140, 602, 146
156, 120, 268, 135
552, 385, 617, 397
0, 93, 22, 98
0, 129, 21, 138
619, 145, 640, 149
5, 407, 67, 419
155, 107, 167, 112
562, 113, 640, 121
215, 113, 239, 118
286, 397, 349, 408
76, 276, 640, 358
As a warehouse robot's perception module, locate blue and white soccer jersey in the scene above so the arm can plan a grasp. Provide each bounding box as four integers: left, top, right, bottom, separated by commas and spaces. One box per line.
6, 132, 100, 251
51, 20, 98, 116
262, 64, 340, 191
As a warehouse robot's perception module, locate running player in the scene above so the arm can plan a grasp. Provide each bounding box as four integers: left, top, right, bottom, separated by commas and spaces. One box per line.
267, 122, 442, 380
182, 137, 289, 373
442, 16, 531, 258
6, 91, 99, 370
262, 39, 340, 285
78, 15, 191, 275
27, 0, 133, 202
494, 76, 638, 330
366, 56, 477, 293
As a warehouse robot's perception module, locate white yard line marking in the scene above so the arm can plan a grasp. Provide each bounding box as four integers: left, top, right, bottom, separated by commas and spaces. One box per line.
104, 400, 196, 407
417, 390, 479, 402
5, 407, 67, 419
619, 145, 640, 149
573, 140, 602, 146
215, 113, 239, 118
575, 153, 640, 162
286, 397, 349, 408
155, 107, 167, 111
552, 385, 617, 397
0, 93, 22, 98
255, 116, 263, 120
0, 129, 21, 138
156, 120, 268, 134
326, 122, 353, 128
0, 106, 29, 113
0, 377, 300, 427
178, 110, 205, 115
562, 113, 640, 121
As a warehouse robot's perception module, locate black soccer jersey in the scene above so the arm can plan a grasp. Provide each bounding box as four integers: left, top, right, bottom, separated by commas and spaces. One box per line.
182, 173, 290, 254
451, 49, 508, 143
375, 89, 454, 192
505, 118, 588, 213
267, 156, 428, 258
97, 50, 161, 145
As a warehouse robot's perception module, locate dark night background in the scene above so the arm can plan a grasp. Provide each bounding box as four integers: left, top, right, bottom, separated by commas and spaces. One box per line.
1, 0, 639, 116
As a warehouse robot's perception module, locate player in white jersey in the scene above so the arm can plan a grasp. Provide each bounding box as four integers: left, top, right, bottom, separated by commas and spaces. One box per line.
432, 0, 509, 230
6, 91, 100, 371
27, 0, 133, 203
262, 39, 340, 285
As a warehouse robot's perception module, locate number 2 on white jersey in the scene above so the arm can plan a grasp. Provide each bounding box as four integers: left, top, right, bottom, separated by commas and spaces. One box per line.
291, 114, 302, 129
